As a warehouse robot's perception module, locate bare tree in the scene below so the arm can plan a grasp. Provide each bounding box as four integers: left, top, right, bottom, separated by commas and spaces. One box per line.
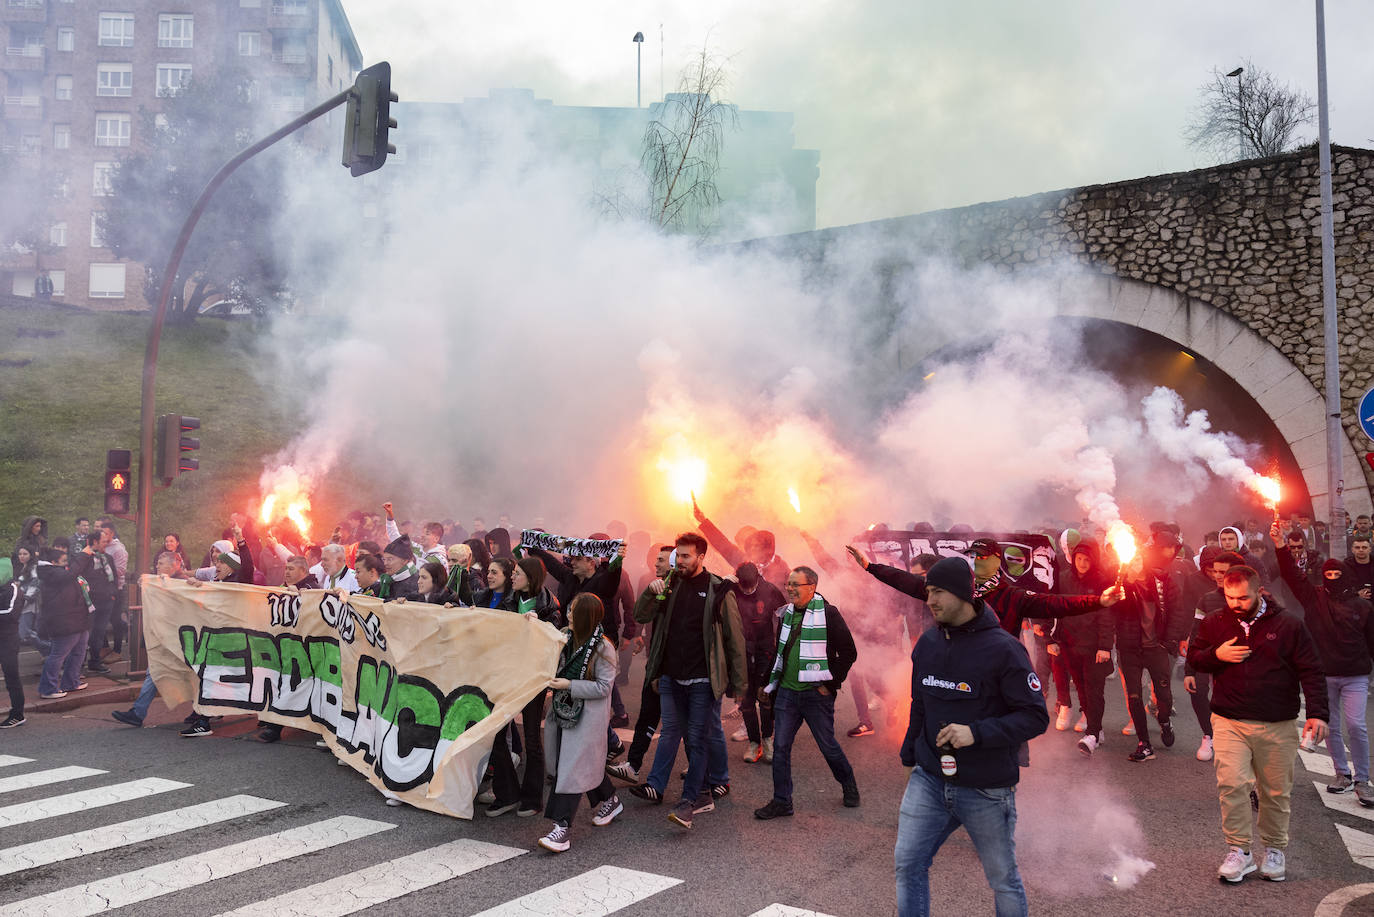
1186, 61, 1314, 161
640, 46, 737, 236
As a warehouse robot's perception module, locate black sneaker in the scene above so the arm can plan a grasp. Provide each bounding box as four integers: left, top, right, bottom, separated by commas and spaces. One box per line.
667, 799, 695, 828
842, 780, 861, 808
255, 726, 283, 743
710, 783, 730, 800
692, 792, 715, 814
87, 663, 112, 675
0, 715, 25, 729
485, 800, 519, 818
610, 713, 630, 729
847, 723, 876, 738
754, 799, 794, 820
1159, 719, 1175, 748
180, 723, 213, 738
1127, 742, 1155, 762
605, 743, 625, 764
628, 783, 662, 804
111, 709, 143, 728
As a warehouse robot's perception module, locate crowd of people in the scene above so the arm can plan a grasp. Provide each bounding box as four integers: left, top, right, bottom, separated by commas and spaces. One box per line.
3, 500, 1373, 915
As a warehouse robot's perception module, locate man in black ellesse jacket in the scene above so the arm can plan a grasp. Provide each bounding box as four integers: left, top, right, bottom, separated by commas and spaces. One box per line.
895, 557, 1048, 917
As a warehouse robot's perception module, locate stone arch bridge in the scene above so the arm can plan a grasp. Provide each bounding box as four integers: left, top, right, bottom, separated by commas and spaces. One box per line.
767, 145, 1374, 521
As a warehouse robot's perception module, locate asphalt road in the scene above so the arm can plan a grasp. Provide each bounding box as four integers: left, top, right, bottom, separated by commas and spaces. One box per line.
2, 663, 1374, 917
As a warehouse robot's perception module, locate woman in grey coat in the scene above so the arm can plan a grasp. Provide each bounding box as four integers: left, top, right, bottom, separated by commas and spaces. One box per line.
539, 593, 622, 852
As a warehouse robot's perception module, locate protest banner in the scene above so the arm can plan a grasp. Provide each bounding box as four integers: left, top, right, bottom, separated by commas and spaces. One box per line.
853, 531, 1058, 592
141, 575, 566, 819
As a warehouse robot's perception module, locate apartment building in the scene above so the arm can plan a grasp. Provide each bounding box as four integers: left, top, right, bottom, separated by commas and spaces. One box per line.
0, 0, 361, 308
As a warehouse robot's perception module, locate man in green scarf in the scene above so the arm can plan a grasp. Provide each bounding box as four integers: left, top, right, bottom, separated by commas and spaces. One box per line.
754, 565, 860, 819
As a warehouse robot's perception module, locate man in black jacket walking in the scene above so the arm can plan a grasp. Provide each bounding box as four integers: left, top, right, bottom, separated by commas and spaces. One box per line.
894, 556, 1048, 917
753, 565, 858, 820
1188, 565, 1328, 884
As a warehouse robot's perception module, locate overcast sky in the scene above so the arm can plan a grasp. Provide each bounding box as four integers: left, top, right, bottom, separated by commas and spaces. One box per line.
341, 1, 1374, 229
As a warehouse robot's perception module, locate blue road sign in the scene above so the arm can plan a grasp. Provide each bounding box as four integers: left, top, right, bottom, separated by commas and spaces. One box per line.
1360, 387, 1374, 442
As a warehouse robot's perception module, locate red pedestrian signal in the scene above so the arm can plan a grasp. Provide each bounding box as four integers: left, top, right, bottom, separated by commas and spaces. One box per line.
104, 449, 131, 515
1366, 452, 1374, 473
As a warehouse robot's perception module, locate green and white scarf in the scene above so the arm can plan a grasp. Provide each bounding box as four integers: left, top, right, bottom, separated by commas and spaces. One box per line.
517, 594, 537, 615
768, 594, 831, 687
444, 564, 463, 596
551, 623, 604, 729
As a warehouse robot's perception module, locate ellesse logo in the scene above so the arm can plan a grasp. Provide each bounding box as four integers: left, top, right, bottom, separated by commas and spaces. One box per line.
922, 675, 972, 693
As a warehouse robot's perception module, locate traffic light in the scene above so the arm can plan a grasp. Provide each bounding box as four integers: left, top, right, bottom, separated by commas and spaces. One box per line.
342, 62, 397, 177
156, 414, 200, 483
104, 449, 131, 515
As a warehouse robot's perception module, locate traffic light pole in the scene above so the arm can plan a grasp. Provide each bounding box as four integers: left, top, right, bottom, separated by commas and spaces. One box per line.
130, 87, 352, 672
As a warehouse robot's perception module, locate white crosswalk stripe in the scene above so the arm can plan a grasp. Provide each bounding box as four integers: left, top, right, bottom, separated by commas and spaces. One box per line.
0, 777, 191, 829
209, 838, 527, 917
1300, 748, 1336, 777
468, 865, 683, 917
0, 814, 395, 917
0, 756, 34, 769
1313, 781, 1374, 824
749, 907, 839, 917
0, 766, 106, 795
1337, 824, 1374, 869
0, 794, 285, 877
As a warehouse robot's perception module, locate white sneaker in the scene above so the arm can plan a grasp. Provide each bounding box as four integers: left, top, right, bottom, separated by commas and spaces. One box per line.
1055, 705, 1071, 731
1218, 847, 1255, 883
1073, 713, 1087, 733
1122, 722, 1136, 736
1259, 848, 1285, 882
731, 724, 748, 742
476, 789, 496, 804
1077, 733, 1098, 757
1197, 736, 1214, 762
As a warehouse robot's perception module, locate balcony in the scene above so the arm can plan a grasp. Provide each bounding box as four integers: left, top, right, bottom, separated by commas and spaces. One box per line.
269, 96, 306, 114
270, 50, 312, 74
267, 1, 313, 31
1, 94, 42, 119
3, 44, 45, 71
4, 1, 47, 24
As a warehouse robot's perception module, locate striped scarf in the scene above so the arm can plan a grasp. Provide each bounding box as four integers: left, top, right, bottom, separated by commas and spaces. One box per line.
768, 594, 831, 687
444, 564, 463, 596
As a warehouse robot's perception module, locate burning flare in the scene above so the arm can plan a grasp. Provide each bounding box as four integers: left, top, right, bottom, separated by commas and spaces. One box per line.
258, 465, 314, 541
1107, 521, 1136, 585
658, 454, 707, 505
788, 487, 801, 514
1249, 474, 1281, 512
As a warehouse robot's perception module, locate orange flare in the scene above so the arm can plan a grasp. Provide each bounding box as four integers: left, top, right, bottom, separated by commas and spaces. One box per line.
788, 488, 801, 514
1107, 521, 1137, 566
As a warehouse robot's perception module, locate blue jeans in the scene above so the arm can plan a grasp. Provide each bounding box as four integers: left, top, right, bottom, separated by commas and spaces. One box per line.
771, 687, 854, 803
39, 631, 88, 695
132, 673, 159, 721
1327, 674, 1370, 782
18, 611, 50, 656
645, 677, 716, 803
896, 766, 1027, 917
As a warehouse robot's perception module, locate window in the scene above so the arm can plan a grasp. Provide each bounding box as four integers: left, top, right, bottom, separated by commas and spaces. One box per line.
156, 64, 191, 97
237, 31, 259, 56
157, 14, 193, 48
53, 124, 71, 149
273, 0, 308, 14
47, 271, 65, 297
93, 161, 116, 196
95, 113, 131, 147
326, 55, 333, 83
97, 63, 133, 97
89, 263, 126, 299
90, 213, 107, 248
50, 223, 67, 247
55, 75, 73, 100
19, 134, 41, 154
98, 13, 135, 48
275, 36, 307, 63
57, 28, 75, 52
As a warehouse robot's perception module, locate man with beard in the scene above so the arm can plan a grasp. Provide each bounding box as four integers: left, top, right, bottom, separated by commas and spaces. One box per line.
1184, 550, 1245, 762
379, 536, 420, 600
1345, 534, 1374, 599
312, 543, 358, 593
1188, 566, 1327, 883
1273, 523, 1374, 804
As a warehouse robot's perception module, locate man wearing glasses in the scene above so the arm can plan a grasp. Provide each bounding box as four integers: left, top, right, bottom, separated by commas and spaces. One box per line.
754, 566, 859, 819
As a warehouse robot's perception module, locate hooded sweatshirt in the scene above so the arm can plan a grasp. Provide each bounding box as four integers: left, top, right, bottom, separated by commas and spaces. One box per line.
1053, 541, 1114, 654
1278, 553, 1374, 677
12, 516, 47, 568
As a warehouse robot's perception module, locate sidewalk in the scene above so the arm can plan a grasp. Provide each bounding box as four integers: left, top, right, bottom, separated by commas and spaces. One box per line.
5, 644, 141, 715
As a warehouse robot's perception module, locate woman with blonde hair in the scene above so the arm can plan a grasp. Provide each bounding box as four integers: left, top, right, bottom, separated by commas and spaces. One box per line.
538, 593, 621, 852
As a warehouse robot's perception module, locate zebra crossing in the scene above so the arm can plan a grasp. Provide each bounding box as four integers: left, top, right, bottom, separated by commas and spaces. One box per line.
1303, 747, 1374, 871
0, 753, 839, 916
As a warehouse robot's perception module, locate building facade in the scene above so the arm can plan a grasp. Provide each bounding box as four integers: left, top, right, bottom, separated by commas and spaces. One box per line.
0, 0, 360, 309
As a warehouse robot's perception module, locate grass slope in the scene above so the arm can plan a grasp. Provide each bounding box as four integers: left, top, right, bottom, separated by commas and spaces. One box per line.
0, 301, 295, 567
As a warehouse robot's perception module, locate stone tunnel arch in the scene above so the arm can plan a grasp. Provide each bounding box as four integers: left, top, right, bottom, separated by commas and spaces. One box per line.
1045, 272, 1372, 520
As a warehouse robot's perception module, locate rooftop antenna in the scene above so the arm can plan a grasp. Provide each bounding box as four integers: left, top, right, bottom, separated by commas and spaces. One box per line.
659, 23, 664, 101
633, 32, 644, 107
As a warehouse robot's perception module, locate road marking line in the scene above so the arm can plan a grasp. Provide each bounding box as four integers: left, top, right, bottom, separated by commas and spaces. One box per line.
1337, 824, 1374, 870
0, 778, 191, 829
1313, 782, 1374, 824
1315, 882, 1374, 916
0, 757, 34, 768
0, 794, 284, 877
0, 814, 395, 917
1301, 748, 1336, 777
468, 865, 682, 917
0, 766, 106, 795
209, 838, 527, 916
748, 906, 840, 917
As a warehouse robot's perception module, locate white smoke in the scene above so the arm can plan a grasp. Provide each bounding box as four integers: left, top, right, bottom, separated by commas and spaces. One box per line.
1141, 387, 1276, 505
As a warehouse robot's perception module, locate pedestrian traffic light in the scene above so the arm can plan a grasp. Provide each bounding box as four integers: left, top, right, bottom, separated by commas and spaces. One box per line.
104, 449, 131, 515
342, 62, 397, 177
157, 414, 201, 483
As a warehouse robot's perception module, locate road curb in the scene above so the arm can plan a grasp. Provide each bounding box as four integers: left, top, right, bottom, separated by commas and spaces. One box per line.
31, 684, 140, 714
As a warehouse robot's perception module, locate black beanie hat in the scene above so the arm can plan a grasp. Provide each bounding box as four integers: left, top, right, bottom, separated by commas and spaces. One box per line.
926, 556, 975, 605
384, 535, 413, 561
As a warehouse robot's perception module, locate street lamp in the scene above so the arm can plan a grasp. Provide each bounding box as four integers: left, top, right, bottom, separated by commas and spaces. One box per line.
633, 32, 644, 108
1226, 67, 1245, 158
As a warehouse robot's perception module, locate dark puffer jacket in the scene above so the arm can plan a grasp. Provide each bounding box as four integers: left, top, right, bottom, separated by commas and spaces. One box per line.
1053, 541, 1114, 654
